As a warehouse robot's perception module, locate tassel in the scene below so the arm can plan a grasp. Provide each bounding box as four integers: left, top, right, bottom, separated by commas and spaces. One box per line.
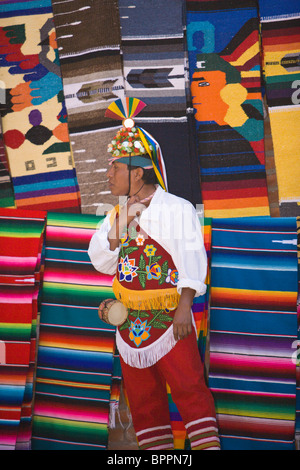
112, 277, 180, 311
109, 401, 118, 429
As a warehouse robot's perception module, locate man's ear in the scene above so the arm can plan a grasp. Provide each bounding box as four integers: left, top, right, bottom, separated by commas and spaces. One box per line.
132, 167, 144, 182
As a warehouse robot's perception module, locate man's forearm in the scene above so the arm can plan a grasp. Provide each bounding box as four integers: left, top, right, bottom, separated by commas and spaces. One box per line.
178, 287, 196, 309
173, 287, 196, 341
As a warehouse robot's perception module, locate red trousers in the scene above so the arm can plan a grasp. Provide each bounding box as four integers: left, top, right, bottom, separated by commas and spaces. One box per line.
120, 330, 220, 450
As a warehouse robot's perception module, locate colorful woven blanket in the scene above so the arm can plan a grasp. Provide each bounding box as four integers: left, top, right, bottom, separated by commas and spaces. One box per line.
0, 208, 46, 450
186, 0, 270, 217
31, 213, 119, 450
0, 0, 81, 213
209, 216, 298, 449
259, 0, 300, 216
119, 0, 202, 205
51, 0, 124, 214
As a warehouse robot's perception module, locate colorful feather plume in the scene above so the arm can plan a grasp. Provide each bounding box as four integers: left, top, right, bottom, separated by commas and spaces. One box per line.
105, 98, 147, 122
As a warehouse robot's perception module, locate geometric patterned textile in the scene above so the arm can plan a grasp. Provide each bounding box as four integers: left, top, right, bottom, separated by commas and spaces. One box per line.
209, 216, 298, 450
0, 0, 81, 213
51, 0, 124, 213
119, 0, 188, 118
119, 0, 202, 205
32, 213, 117, 450
0, 208, 46, 450
259, 0, 300, 216
186, 0, 270, 217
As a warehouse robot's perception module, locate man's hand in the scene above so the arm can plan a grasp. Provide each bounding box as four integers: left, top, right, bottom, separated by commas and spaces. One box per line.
108, 196, 146, 251
173, 288, 196, 341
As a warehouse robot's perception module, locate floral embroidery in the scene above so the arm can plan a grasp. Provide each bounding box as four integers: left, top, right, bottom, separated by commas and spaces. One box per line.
146, 262, 161, 280
166, 268, 179, 286
129, 318, 151, 347
118, 255, 138, 282
120, 308, 174, 343
135, 234, 145, 246
144, 244, 157, 257
119, 231, 176, 288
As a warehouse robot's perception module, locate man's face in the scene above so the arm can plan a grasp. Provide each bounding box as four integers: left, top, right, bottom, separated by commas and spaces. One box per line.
107, 161, 130, 196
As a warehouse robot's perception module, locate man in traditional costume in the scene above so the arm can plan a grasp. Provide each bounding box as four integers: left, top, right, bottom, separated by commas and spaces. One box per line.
88, 98, 220, 450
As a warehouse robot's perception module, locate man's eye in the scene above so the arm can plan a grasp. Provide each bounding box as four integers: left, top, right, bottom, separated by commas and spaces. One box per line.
198, 82, 210, 87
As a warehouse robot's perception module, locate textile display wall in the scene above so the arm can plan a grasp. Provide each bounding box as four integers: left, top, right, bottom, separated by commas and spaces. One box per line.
0, 208, 46, 450
0, 0, 299, 452
0, 0, 81, 213
0, 0, 299, 218
31, 213, 119, 450
209, 217, 298, 450
260, 0, 300, 216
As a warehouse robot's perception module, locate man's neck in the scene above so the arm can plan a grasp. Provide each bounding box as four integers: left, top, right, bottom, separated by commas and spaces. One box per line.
129, 183, 156, 205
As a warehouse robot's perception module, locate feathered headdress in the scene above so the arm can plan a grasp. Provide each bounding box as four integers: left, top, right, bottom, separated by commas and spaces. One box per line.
105, 98, 168, 191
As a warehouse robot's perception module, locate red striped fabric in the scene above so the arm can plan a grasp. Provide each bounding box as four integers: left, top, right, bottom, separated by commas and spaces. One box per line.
0, 208, 47, 450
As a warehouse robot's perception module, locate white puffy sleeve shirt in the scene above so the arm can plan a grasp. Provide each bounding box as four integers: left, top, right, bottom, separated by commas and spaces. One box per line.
88, 186, 207, 298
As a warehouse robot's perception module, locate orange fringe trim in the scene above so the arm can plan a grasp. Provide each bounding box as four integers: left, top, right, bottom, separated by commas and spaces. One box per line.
112, 277, 180, 310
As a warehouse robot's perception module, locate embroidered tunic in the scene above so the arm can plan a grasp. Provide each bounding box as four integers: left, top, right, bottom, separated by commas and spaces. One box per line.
88, 185, 208, 368
114, 223, 181, 367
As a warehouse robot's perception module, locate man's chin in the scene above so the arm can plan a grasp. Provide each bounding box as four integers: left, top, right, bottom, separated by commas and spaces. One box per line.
110, 187, 126, 197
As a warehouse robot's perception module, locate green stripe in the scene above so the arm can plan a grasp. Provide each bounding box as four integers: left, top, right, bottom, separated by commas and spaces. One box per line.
32, 416, 108, 445
47, 212, 104, 229
193, 439, 221, 450
0, 323, 33, 341
0, 220, 45, 237
215, 400, 295, 420
266, 73, 300, 84
42, 282, 113, 307
139, 437, 173, 450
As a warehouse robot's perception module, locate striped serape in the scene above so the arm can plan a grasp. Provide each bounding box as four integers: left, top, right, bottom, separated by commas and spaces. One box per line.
186, 0, 270, 217
168, 218, 212, 449
259, 0, 300, 216
209, 216, 298, 450
0, 0, 81, 212
51, 0, 124, 214
32, 213, 119, 450
0, 208, 46, 450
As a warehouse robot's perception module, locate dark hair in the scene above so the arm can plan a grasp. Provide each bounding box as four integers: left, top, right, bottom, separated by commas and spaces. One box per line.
130, 166, 158, 185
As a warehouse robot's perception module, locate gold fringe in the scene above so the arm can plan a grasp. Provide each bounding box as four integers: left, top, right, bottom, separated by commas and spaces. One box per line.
112, 277, 180, 310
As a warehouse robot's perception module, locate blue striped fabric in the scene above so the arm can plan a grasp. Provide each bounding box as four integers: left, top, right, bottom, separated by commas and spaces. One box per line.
32, 213, 119, 450
209, 216, 298, 450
